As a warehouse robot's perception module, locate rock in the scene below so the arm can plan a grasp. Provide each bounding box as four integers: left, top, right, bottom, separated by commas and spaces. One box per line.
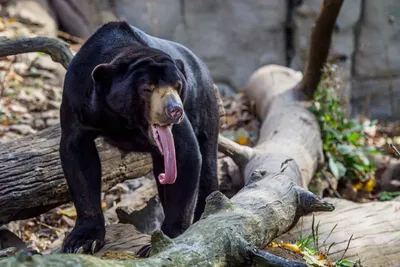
8, 104, 28, 114
47, 100, 61, 110
32, 118, 45, 130
15, 54, 38, 66
12, 62, 29, 76
45, 118, 59, 127
43, 85, 62, 101
0, 61, 11, 71
32, 55, 66, 86
0, 226, 27, 250
9, 124, 36, 135
103, 178, 157, 224
28, 90, 47, 111
20, 113, 33, 125
24, 69, 57, 81
32, 56, 58, 72
40, 110, 59, 119
5, 0, 57, 37
124, 175, 153, 191
116, 195, 165, 235
40, 109, 60, 127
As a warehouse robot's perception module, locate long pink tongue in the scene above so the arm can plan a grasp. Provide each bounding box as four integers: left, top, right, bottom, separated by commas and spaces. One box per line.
156, 126, 177, 184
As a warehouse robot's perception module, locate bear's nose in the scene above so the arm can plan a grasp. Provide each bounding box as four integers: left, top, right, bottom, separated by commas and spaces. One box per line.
165, 103, 183, 124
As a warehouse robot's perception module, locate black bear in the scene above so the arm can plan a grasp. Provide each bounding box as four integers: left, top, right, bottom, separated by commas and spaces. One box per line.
59, 21, 220, 254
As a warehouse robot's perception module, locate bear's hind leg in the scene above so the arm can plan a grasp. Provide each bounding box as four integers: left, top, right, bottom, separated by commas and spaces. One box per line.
151, 116, 202, 238
193, 129, 219, 222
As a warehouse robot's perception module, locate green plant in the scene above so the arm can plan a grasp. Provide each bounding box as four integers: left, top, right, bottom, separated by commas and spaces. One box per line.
309, 64, 379, 183
378, 191, 400, 201
295, 216, 360, 267
335, 259, 360, 267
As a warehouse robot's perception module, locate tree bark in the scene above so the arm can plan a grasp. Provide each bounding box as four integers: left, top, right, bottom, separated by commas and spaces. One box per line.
0, 37, 73, 69
0, 124, 153, 224
281, 197, 400, 266
0, 63, 334, 266
297, 0, 344, 99
0, 0, 342, 263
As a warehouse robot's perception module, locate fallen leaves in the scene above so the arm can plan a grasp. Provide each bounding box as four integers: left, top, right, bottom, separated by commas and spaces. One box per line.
220, 93, 260, 147
265, 242, 333, 267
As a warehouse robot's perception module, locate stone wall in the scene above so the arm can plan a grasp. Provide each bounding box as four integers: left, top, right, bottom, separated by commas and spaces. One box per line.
6, 0, 400, 120
292, 0, 400, 120
114, 0, 287, 96
352, 0, 400, 120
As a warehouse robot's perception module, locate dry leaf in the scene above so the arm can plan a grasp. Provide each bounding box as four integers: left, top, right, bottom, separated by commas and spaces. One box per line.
280, 243, 301, 253
60, 206, 77, 218
363, 179, 376, 193
1, 119, 10, 126
236, 135, 248, 145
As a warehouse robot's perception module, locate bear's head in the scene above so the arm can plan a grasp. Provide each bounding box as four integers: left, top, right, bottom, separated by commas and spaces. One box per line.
91, 47, 187, 184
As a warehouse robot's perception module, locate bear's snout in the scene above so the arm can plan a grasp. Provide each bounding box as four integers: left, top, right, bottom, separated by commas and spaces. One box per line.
165, 102, 183, 124
150, 87, 184, 126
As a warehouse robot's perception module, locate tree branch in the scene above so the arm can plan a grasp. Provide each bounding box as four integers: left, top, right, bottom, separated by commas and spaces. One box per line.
298, 0, 344, 98
0, 37, 73, 69
218, 135, 254, 168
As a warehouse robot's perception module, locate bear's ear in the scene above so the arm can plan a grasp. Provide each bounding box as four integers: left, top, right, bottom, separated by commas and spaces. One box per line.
174, 59, 186, 79
174, 59, 187, 101
91, 63, 114, 88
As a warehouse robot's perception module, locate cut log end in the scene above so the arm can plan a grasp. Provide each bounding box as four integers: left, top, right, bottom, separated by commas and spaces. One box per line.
150, 230, 174, 255
201, 191, 234, 219
296, 187, 335, 215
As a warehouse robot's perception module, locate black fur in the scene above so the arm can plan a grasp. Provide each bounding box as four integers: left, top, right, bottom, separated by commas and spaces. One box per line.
59, 21, 219, 253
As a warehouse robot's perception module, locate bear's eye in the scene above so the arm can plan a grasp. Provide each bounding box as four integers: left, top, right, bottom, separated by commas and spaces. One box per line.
175, 81, 183, 92
142, 85, 153, 93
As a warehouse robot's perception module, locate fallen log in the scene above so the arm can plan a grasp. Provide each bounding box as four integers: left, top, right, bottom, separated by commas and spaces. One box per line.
0, 124, 153, 224
280, 197, 400, 266
0, 0, 342, 264
0, 63, 334, 266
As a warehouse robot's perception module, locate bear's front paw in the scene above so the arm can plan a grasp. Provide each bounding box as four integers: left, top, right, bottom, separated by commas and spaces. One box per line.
61, 220, 105, 254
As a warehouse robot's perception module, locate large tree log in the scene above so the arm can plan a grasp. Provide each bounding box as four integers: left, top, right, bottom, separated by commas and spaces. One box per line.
281, 197, 400, 266
0, 0, 342, 264
0, 63, 334, 266
0, 124, 153, 224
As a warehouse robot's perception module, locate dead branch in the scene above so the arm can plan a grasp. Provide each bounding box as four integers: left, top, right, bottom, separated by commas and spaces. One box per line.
0, 1, 344, 261
298, 0, 344, 98
0, 37, 73, 69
